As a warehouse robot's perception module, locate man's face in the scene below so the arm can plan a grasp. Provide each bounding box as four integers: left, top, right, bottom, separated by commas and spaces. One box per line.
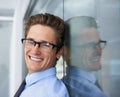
70, 28, 102, 71
24, 24, 62, 74
83, 43, 102, 71
82, 28, 102, 71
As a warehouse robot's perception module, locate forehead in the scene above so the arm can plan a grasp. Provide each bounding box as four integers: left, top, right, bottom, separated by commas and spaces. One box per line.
71, 27, 100, 45
27, 24, 57, 43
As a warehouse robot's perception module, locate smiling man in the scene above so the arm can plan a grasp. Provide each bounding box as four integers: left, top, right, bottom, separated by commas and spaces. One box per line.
14, 13, 69, 97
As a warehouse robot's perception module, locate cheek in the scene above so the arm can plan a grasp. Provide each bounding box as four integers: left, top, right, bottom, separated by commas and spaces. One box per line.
82, 49, 92, 64
24, 48, 28, 59
85, 48, 95, 57
85, 49, 98, 65
44, 52, 57, 65
24, 48, 31, 65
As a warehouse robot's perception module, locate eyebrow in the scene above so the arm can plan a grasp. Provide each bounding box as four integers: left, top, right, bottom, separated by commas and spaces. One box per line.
26, 37, 56, 45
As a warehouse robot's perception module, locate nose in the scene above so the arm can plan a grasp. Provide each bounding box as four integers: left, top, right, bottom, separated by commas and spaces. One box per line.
96, 46, 102, 55
34, 42, 40, 48
32, 43, 41, 53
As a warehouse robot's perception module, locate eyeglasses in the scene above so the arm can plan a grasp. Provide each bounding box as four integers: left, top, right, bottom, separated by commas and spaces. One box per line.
72, 40, 107, 49
21, 38, 61, 52
98, 40, 107, 49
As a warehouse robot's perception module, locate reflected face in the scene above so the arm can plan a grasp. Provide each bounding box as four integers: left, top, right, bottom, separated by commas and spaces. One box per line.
70, 28, 102, 71
82, 28, 102, 71
83, 43, 102, 71
24, 24, 62, 74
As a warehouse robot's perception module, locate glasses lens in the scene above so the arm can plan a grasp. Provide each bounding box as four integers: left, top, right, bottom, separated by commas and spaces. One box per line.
22, 39, 57, 52
40, 42, 53, 52
99, 40, 107, 49
23, 39, 34, 48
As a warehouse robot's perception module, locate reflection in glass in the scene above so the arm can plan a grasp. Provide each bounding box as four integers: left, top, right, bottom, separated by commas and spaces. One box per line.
63, 16, 107, 97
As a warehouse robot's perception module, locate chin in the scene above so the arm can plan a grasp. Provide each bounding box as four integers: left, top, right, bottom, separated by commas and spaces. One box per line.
88, 62, 102, 71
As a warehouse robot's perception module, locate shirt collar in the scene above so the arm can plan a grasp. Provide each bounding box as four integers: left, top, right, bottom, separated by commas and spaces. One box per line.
25, 67, 56, 88
66, 66, 96, 84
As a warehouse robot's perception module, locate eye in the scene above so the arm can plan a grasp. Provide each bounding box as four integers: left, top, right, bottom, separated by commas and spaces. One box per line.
27, 40, 35, 44
41, 42, 51, 47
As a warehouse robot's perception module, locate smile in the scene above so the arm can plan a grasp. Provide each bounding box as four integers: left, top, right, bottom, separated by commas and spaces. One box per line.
29, 56, 43, 62
91, 56, 100, 62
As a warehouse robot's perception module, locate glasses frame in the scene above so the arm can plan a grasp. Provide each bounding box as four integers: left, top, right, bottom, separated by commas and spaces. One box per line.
98, 40, 107, 49
21, 38, 62, 52
71, 40, 107, 49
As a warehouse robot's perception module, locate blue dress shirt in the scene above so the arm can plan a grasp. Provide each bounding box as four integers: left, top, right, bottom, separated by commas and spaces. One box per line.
20, 67, 69, 97
63, 66, 108, 97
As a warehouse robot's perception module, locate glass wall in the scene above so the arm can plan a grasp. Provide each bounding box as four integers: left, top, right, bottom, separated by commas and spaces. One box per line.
0, 21, 12, 97
27, 0, 120, 97
69, 1, 120, 97
64, 0, 120, 97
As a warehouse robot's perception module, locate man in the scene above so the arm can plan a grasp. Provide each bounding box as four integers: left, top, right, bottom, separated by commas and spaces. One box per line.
14, 13, 69, 97
63, 16, 107, 97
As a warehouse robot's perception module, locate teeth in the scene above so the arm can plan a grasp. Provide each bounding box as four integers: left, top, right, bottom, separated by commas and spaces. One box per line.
92, 56, 100, 62
30, 56, 42, 62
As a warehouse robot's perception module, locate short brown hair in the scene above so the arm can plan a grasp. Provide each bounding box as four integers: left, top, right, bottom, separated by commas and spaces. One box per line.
24, 13, 65, 46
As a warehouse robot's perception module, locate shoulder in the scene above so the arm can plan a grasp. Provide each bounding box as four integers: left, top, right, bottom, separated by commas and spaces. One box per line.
63, 76, 107, 97
46, 78, 69, 97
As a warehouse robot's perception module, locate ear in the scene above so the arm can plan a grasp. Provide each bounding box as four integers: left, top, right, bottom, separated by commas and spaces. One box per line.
56, 47, 63, 60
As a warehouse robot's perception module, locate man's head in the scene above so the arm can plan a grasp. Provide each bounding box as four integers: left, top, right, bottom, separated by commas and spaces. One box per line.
22, 13, 65, 74
64, 16, 106, 71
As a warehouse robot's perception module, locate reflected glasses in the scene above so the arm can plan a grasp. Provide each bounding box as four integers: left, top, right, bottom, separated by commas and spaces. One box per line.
73, 40, 107, 49
21, 38, 61, 52
98, 40, 107, 49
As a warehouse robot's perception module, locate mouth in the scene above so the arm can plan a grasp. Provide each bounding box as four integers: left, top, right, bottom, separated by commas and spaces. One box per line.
29, 55, 43, 62
91, 56, 101, 62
